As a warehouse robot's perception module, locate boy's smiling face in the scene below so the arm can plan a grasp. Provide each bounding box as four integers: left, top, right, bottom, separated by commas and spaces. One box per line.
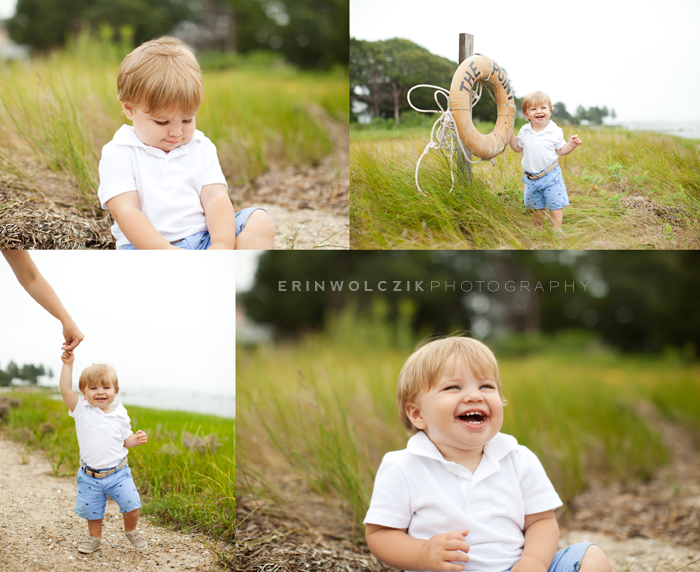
82, 381, 117, 411
406, 356, 504, 465
524, 102, 552, 130
122, 103, 197, 153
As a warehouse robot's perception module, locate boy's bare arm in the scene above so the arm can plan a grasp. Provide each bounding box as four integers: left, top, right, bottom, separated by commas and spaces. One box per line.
366, 524, 470, 572
556, 135, 582, 156
124, 430, 148, 448
511, 510, 559, 572
3, 252, 84, 350
59, 351, 79, 412
509, 134, 523, 153
106, 192, 181, 250
201, 183, 236, 250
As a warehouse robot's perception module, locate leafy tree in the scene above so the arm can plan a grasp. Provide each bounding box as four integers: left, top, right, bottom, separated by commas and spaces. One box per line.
19, 364, 46, 385
553, 101, 576, 124
243, 252, 700, 357
350, 38, 455, 125
0, 369, 11, 387
8, 0, 193, 51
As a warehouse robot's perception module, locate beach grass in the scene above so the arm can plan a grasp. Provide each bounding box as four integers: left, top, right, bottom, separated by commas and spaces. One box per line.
236, 308, 699, 534
0, 30, 348, 206
350, 117, 700, 250
1, 391, 235, 541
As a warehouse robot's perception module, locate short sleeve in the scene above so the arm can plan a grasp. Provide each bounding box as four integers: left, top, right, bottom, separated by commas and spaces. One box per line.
200, 137, 228, 189
554, 127, 566, 150
98, 145, 137, 207
118, 407, 134, 440
364, 455, 413, 529
515, 447, 563, 515
69, 395, 85, 418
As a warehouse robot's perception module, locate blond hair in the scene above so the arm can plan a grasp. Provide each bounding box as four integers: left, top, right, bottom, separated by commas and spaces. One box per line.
78, 364, 119, 394
117, 37, 203, 117
522, 91, 553, 116
397, 336, 503, 433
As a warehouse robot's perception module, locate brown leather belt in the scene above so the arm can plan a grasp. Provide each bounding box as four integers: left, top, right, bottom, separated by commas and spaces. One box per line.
525, 160, 558, 180
82, 457, 128, 479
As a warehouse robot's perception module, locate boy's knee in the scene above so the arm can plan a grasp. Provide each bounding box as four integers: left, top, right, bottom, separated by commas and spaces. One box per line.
579, 545, 612, 572
241, 209, 275, 242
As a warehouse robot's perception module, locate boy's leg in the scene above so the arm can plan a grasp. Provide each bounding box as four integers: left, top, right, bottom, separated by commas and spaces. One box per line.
533, 209, 547, 226
87, 519, 103, 538
236, 209, 275, 249
123, 508, 139, 532
549, 209, 563, 229
577, 545, 612, 572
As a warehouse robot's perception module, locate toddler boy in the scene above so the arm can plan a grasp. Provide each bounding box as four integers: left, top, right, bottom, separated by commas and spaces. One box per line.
98, 36, 275, 250
364, 337, 612, 572
508, 92, 582, 232
60, 350, 148, 554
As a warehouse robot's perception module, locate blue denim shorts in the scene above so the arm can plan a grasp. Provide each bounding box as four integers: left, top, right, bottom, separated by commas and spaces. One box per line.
75, 462, 142, 520
523, 164, 569, 211
119, 207, 268, 250
505, 543, 595, 572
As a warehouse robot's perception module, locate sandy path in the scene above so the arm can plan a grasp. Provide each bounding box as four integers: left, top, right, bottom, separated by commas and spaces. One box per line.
0, 436, 226, 572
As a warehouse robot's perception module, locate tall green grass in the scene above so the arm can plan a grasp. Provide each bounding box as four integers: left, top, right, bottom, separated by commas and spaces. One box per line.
0, 31, 348, 206
351, 121, 700, 249
2, 391, 235, 540
237, 307, 699, 533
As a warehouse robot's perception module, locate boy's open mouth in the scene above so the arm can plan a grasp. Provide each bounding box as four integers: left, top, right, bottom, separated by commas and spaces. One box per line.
457, 411, 487, 425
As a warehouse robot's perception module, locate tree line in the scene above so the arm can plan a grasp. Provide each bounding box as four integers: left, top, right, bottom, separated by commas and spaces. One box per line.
0, 362, 52, 386
351, 37, 614, 126
5, 0, 348, 70
242, 251, 700, 358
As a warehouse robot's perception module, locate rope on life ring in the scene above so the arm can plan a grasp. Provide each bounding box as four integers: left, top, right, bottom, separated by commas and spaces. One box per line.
407, 54, 516, 196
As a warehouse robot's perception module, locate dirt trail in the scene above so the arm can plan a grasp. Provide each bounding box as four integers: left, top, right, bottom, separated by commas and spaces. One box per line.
236, 402, 700, 571
0, 436, 227, 572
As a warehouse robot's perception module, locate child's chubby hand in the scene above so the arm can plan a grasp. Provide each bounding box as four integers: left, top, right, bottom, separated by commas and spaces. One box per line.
134, 430, 148, 445
420, 528, 470, 571
570, 134, 582, 147
61, 350, 74, 365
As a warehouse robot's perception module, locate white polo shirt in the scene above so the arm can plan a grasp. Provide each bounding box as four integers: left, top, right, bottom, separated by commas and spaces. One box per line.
98, 125, 228, 248
516, 120, 566, 174
69, 395, 133, 469
364, 431, 562, 572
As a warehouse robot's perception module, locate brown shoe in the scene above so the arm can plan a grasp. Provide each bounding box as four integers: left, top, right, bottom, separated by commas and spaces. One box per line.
125, 528, 148, 551
77, 536, 101, 554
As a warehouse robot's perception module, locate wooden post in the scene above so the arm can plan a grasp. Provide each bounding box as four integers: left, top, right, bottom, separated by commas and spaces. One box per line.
457, 33, 474, 182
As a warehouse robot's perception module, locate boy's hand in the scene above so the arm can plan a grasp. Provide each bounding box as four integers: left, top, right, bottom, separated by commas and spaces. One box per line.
61, 350, 74, 364
570, 134, 582, 147
134, 430, 148, 445
420, 529, 470, 571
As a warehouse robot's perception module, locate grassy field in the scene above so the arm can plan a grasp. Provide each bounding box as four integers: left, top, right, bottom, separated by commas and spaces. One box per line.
1, 390, 235, 550
0, 30, 349, 207
350, 115, 700, 249
236, 310, 700, 538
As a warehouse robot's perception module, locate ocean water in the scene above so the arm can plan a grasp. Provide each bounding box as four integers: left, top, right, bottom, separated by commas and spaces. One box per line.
51, 387, 235, 418
622, 120, 700, 140
118, 387, 235, 418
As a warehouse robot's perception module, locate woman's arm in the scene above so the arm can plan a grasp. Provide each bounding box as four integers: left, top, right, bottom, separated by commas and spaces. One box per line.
3, 251, 84, 350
